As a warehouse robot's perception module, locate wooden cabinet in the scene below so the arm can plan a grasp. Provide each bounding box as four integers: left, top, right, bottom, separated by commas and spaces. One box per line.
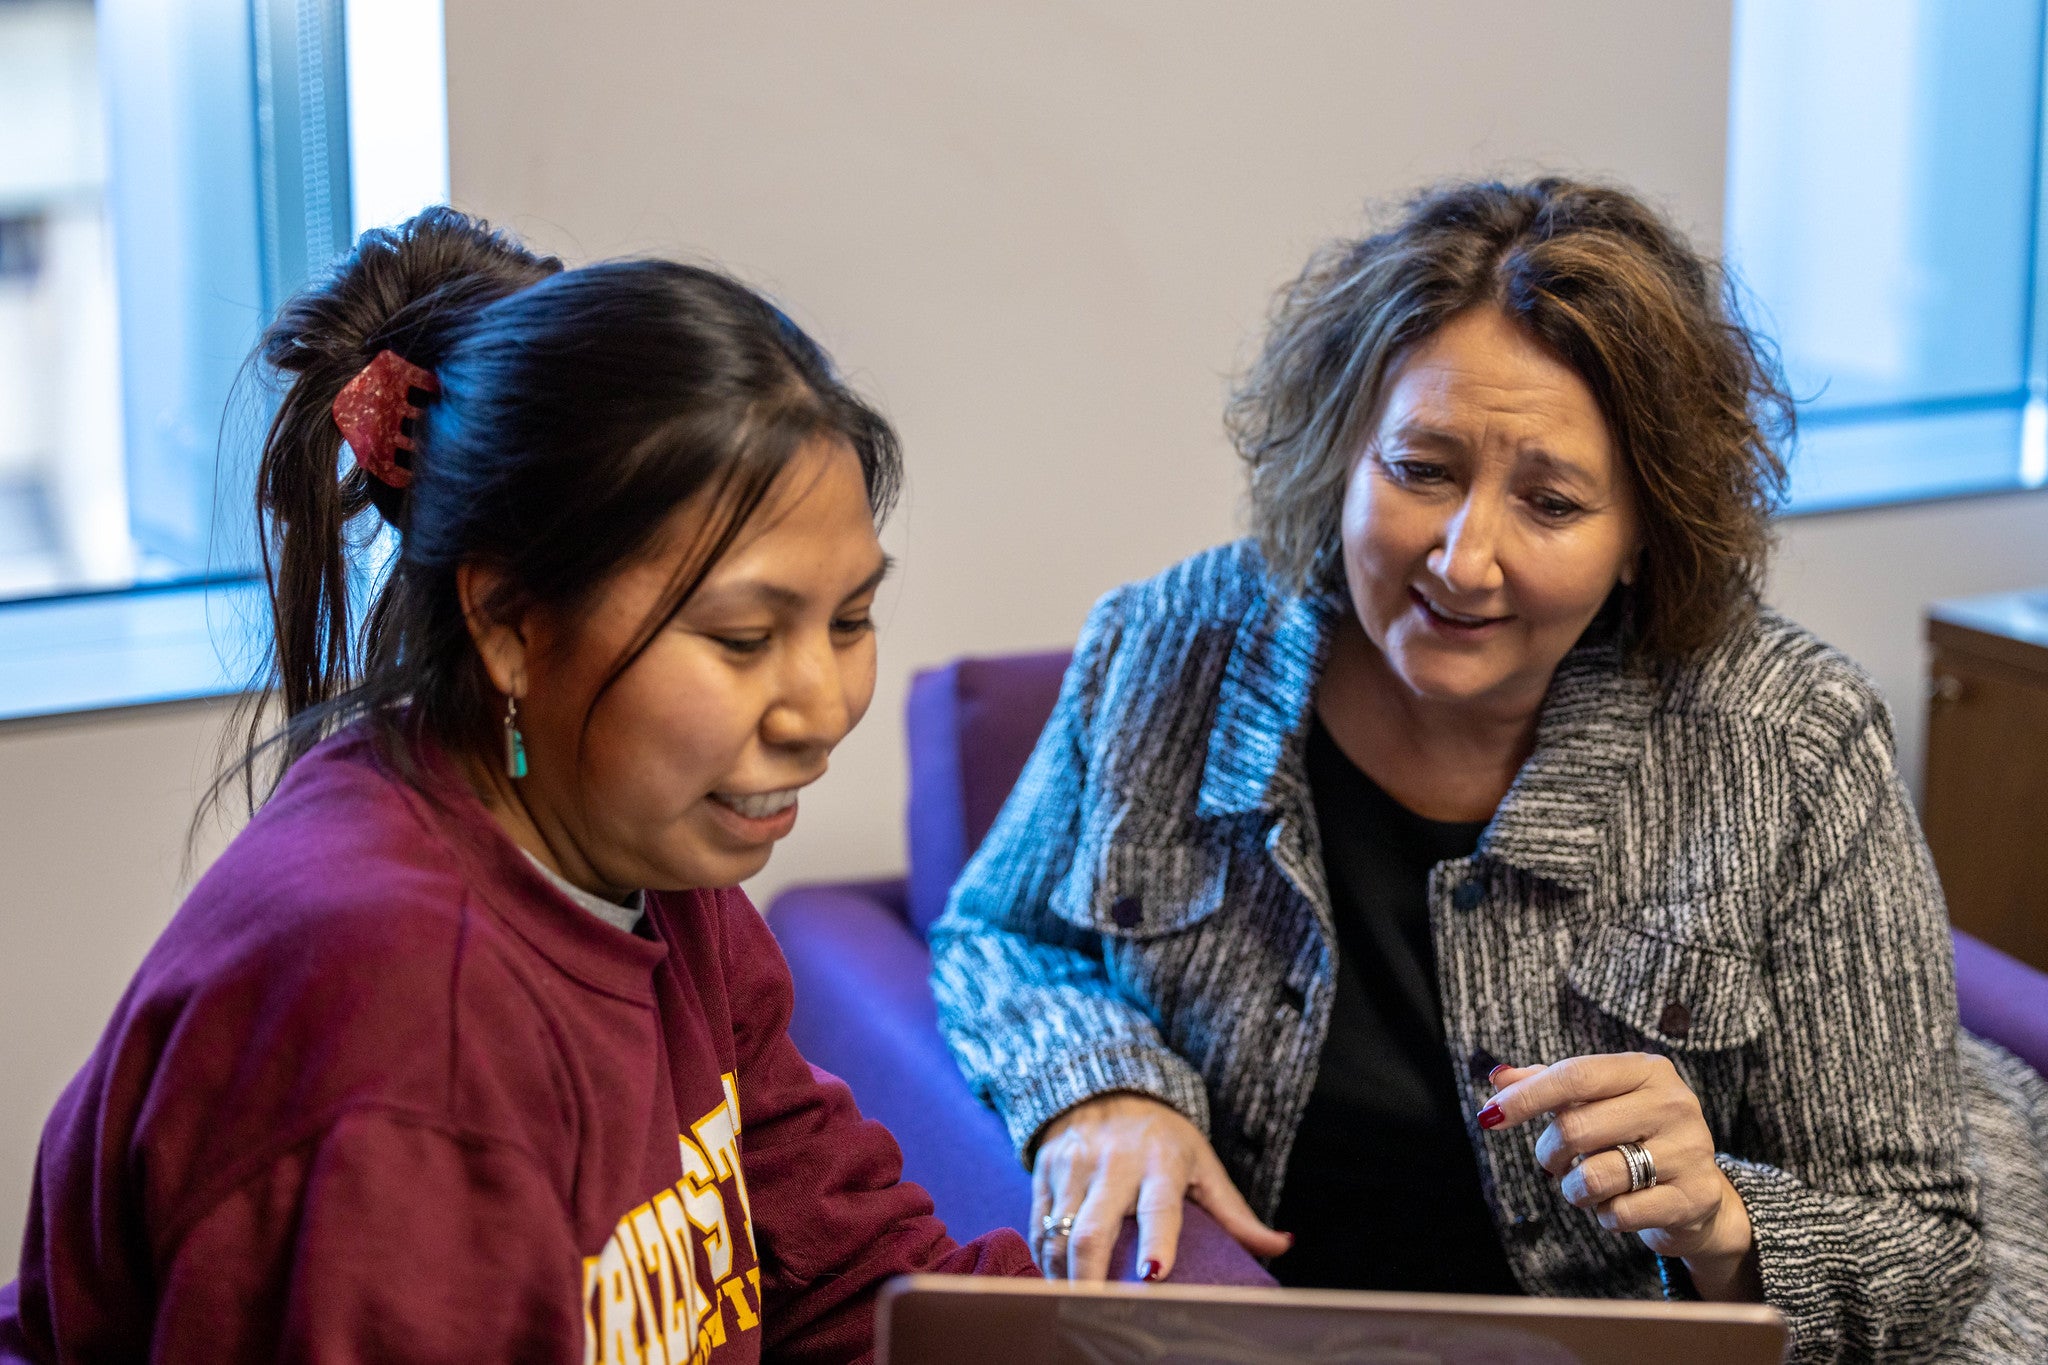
1923, 589, 2048, 970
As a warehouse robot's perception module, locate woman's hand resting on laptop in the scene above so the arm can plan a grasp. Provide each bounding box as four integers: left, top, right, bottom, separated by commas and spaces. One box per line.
1031, 1093, 1294, 1280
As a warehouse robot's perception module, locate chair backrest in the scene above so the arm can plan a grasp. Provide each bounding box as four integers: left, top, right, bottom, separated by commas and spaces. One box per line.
904, 651, 1073, 937
1953, 929, 2048, 1077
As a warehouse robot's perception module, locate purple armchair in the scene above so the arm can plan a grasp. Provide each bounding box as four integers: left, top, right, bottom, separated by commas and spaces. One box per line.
769, 652, 1273, 1285
768, 649, 2048, 1283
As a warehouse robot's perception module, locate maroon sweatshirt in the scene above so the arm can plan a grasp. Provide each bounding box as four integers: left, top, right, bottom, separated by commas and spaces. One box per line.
0, 726, 1035, 1363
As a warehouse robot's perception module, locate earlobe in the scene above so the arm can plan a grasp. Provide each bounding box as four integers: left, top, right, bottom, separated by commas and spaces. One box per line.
1620, 547, 1642, 588
456, 561, 529, 699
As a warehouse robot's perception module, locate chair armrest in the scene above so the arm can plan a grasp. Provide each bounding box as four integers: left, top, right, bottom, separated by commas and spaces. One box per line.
770, 880, 1033, 1243
1954, 929, 2048, 1078
1107, 1203, 1278, 1287
768, 880, 1276, 1286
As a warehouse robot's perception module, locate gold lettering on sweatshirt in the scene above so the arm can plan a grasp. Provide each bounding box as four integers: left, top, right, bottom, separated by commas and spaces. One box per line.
582, 1073, 761, 1364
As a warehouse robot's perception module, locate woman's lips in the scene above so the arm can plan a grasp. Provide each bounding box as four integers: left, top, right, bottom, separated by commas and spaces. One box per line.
711, 787, 800, 819
1410, 587, 1511, 637
706, 789, 801, 842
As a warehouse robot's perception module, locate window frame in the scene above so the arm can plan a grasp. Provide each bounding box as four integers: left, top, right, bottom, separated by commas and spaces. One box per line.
1730, 0, 2048, 518
0, 0, 446, 726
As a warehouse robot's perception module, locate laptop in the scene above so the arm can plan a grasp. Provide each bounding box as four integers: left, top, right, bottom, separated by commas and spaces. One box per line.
876, 1275, 1789, 1365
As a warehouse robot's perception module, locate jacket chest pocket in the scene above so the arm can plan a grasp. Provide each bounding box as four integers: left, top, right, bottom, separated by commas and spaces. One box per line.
1563, 922, 1764, 1139
1049, 841, 1229, 940
1050, 841, 1238, 1057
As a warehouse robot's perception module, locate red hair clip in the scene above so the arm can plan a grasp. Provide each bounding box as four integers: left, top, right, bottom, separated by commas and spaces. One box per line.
332, 349, 439, 489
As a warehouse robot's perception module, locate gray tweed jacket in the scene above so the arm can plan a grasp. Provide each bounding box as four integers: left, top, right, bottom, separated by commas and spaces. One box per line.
931, 539, 2048, 1363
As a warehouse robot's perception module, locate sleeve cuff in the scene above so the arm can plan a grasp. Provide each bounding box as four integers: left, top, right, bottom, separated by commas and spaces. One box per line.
1715, 1153, 1837, 1357
987, 1041, 1212, 1164
1710, 1152, 1979, 1364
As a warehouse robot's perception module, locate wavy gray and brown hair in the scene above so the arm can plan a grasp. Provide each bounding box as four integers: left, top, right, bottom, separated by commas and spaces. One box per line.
1226, 177, 1793, 662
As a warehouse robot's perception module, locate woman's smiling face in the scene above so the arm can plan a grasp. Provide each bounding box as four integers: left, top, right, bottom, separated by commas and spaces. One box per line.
478, 436, 888, 897
1338, 305, 1640, 718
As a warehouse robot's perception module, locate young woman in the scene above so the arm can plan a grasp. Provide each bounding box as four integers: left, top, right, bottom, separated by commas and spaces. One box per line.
0, 208, 1035, 1362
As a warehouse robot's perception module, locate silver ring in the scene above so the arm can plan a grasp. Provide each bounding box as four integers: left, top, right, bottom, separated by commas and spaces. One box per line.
1040, 1213, 1076, 1239
1616, 1141, 1658, 1193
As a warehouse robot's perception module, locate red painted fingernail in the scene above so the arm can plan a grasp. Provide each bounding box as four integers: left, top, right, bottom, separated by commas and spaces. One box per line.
1487, 1064, 1511, 1084
1140, 1260, 1162, 1282
1477, 1103, 1505, 1130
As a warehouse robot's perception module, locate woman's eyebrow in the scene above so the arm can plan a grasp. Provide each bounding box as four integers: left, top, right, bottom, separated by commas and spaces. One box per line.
1387, 422, 1467, 452
1524, 447, 1602, 489
699, 555, 895, 611
838, 555, 894, 604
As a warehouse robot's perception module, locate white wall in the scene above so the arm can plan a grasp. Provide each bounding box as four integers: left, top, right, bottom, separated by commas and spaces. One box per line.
444, 0, 1740, 905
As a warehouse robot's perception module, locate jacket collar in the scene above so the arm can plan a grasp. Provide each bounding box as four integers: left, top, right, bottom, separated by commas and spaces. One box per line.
1195, 582, 1656, 891
1196, 582, 1339, 820
1478, 631, 1658, 888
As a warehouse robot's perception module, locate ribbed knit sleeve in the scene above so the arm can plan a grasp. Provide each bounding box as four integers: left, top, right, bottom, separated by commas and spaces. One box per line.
929, 589, 1213, 1159
1690, 690, 1982, 1363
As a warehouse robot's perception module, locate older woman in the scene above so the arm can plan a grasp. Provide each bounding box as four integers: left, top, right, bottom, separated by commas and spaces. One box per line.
931, 179, 2047, 1361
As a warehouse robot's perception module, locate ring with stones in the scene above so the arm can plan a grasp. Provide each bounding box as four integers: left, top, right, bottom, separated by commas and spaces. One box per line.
1616, 1140, 1658, 1193
1040, 1213, 1076, 1239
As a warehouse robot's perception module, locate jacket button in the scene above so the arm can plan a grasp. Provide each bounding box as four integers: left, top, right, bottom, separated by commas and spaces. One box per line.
1467, 1046, 1501, 1083
1110, 896, 1143, 929
1281, 983, 1307, 1013
1451, 879, 1484, 912
1507, 1212, 1545, 1239
1658, 1000, 1693, 1040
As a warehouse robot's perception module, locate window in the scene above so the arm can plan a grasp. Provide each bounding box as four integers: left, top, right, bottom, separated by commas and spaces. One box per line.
0, 0, 123, 598
1727, 0, 2048, 512
0, 0, 446, 720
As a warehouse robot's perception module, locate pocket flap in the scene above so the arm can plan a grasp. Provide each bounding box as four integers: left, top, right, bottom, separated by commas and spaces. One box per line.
1565, 923, 1766, 1051
1049, 840, 1227, 939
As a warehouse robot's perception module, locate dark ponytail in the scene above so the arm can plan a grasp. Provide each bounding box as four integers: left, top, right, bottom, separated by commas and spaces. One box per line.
218, 206, 901, 814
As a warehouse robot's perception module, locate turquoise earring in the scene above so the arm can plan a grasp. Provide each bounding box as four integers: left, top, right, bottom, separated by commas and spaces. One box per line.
504, 695, 529, 779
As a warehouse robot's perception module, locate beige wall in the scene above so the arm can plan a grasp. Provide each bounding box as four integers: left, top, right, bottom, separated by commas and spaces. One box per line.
444, 0, 1739, 906
1772, 491, 2048, 800
3, 0, 2042, 1283
0, 699, 239, 1276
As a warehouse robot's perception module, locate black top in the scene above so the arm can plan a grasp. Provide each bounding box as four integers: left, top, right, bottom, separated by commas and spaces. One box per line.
1269, 716, 1522, 1295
